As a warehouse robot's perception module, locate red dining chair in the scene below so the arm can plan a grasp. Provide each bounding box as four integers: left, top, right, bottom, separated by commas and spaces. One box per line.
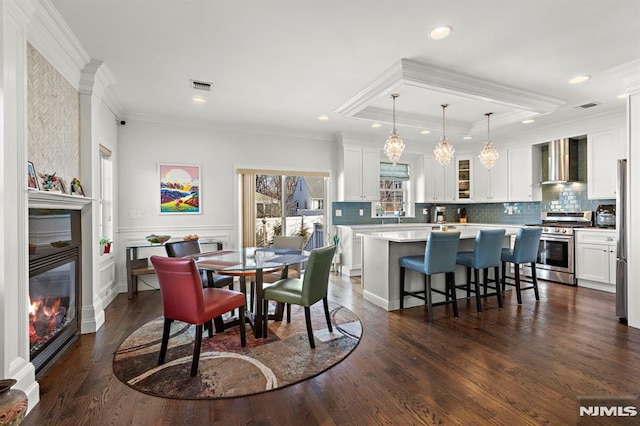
150, 256, 246, 376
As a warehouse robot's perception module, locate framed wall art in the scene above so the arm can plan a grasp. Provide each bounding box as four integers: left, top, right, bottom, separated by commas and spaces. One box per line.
27, 161, 39, 190
158, 164, 201, 214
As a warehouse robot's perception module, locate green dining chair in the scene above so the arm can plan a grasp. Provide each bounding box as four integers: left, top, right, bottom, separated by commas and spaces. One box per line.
262, 245, 336, 348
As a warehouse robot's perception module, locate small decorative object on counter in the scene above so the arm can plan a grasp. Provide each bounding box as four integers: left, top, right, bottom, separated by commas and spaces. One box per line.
145, 234, 171, 244
459, 208, 467, 224
183, 234, 199, 241
0, 379, 28, 426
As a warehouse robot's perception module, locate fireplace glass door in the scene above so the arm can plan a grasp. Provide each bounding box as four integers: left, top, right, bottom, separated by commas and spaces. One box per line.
29, 209, 81, 374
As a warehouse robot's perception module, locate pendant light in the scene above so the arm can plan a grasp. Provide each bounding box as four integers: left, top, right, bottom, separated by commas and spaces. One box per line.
479, 112, 499, 169
384, 93, 405, 164
434, 104, 455, 167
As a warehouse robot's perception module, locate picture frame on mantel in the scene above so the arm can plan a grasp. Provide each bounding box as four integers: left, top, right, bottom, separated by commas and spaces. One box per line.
158, 163, 201, 215
27, 161, 39, 190
56, 177, 68, 194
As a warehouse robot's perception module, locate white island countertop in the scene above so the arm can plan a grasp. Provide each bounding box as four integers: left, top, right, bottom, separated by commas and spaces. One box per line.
359, 225, 520, 311
359, 226, 520, 243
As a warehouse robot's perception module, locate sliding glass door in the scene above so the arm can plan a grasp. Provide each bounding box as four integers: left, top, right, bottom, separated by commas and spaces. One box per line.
239, 169, 328, 250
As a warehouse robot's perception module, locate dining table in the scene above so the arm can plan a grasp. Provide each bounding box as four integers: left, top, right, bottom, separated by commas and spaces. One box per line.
189, 247, 309, 338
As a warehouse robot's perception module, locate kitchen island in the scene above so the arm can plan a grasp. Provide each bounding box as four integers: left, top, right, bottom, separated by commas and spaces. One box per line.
359, 226, 519, 311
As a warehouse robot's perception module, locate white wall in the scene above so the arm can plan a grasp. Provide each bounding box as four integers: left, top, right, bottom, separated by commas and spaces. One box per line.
115, 118, 335, 290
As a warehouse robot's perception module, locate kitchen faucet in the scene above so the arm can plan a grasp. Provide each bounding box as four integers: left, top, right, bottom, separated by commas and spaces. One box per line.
381, 215, 401, 225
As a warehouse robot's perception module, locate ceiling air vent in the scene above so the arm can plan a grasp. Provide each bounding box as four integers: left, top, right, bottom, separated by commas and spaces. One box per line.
190, 80, 212, 91
576, 102, 600, 109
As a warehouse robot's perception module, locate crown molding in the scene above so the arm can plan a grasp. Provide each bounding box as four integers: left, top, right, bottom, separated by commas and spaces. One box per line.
400, 59, 564, 113
336, 58, 566, 131
25, 0, 91, 89
124, 111, 336, 143
608, 58, 640, 94
80, 59, 116, 101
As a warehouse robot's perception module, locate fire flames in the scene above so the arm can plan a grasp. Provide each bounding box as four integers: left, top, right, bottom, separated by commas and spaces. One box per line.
29, 296, 66, 345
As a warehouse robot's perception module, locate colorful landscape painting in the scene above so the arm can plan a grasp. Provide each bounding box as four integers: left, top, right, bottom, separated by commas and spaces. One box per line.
159, 164, 201, 214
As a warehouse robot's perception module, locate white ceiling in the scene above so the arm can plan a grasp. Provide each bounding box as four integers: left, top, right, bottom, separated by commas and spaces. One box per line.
50, 0, 640, 146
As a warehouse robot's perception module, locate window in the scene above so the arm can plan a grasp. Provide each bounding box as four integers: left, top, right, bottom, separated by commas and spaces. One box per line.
376, 162, 409, 216
99, 145, 113, 250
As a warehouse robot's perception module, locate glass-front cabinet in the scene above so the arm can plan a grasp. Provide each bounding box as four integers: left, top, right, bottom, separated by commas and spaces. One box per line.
456, 157, 473, 201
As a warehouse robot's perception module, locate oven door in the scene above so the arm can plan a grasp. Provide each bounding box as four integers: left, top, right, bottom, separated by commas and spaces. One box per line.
536, 235, 574, 273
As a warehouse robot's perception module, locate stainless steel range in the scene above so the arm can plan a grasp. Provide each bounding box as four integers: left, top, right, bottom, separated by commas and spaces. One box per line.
524, 211, 593, 285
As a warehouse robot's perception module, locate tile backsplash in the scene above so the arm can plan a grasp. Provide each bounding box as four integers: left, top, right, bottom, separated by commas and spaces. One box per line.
332, 182, 613, 226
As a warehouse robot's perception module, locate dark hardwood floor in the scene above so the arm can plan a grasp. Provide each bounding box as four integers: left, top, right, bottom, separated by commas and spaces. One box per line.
24, 274, 640, 425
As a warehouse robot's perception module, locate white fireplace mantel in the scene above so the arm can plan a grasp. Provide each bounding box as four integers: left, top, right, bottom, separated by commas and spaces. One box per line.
28, 190, 94, 210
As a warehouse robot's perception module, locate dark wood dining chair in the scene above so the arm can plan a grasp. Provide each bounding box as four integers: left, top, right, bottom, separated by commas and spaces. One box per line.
165, 240, 234, 289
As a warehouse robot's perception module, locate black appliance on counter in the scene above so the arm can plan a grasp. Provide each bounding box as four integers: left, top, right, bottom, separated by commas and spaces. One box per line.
596, 204, 616, 228
524, 211, 593, 286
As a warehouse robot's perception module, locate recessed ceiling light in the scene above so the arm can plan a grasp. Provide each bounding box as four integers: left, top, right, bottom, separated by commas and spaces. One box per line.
569, 75, 591, 84
192, 96, 206, 104
463, 136, 472, 140
617, 93, 628, 99
522, 119, 535, 124
430, 26, 453, 40
318, 115, 329, 121
420, 130, 431, 135
371, 123, 382, 128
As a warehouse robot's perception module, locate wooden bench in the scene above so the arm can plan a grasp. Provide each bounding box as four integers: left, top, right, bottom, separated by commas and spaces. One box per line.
127, 257, 156, 298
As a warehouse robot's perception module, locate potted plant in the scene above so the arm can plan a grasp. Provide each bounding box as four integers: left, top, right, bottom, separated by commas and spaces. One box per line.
99, 236, 112, 254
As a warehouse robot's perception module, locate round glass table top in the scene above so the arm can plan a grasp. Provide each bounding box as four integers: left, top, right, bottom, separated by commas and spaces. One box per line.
192, 247, 308, 272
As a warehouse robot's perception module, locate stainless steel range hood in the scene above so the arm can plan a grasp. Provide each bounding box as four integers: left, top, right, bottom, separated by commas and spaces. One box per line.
541, 137, 585, 184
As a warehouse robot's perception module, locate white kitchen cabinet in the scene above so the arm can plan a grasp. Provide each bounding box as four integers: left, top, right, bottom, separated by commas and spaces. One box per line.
587, 127, 626, 200
507, 145, 542, 202
340, 146, 380, 201
424, 155, 456, 203
575, 230, 616, 292
473, 150, 508, 202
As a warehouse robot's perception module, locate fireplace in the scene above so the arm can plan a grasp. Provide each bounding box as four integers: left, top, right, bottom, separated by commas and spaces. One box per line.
28, 209, 81, 374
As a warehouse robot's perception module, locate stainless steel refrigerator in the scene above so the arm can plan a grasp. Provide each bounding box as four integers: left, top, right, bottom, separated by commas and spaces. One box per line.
616, 159, 628, 322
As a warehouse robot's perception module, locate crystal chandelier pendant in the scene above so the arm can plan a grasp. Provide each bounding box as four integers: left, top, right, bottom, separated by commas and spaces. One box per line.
479, 112, 499, 169
385, 131, 405, 164
434, 137, 455, 167
479, 141, 499, 169
384, 94, 404, 164
434, 104, 455, 167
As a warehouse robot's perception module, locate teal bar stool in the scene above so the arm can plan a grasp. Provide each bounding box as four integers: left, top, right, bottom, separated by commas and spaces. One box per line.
455, 229, 506, 313
501, 227, 543, 304
399, 231, 461, 323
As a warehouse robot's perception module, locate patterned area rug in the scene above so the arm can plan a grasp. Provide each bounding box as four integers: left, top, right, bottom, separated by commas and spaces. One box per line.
113, 303, 361, 399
